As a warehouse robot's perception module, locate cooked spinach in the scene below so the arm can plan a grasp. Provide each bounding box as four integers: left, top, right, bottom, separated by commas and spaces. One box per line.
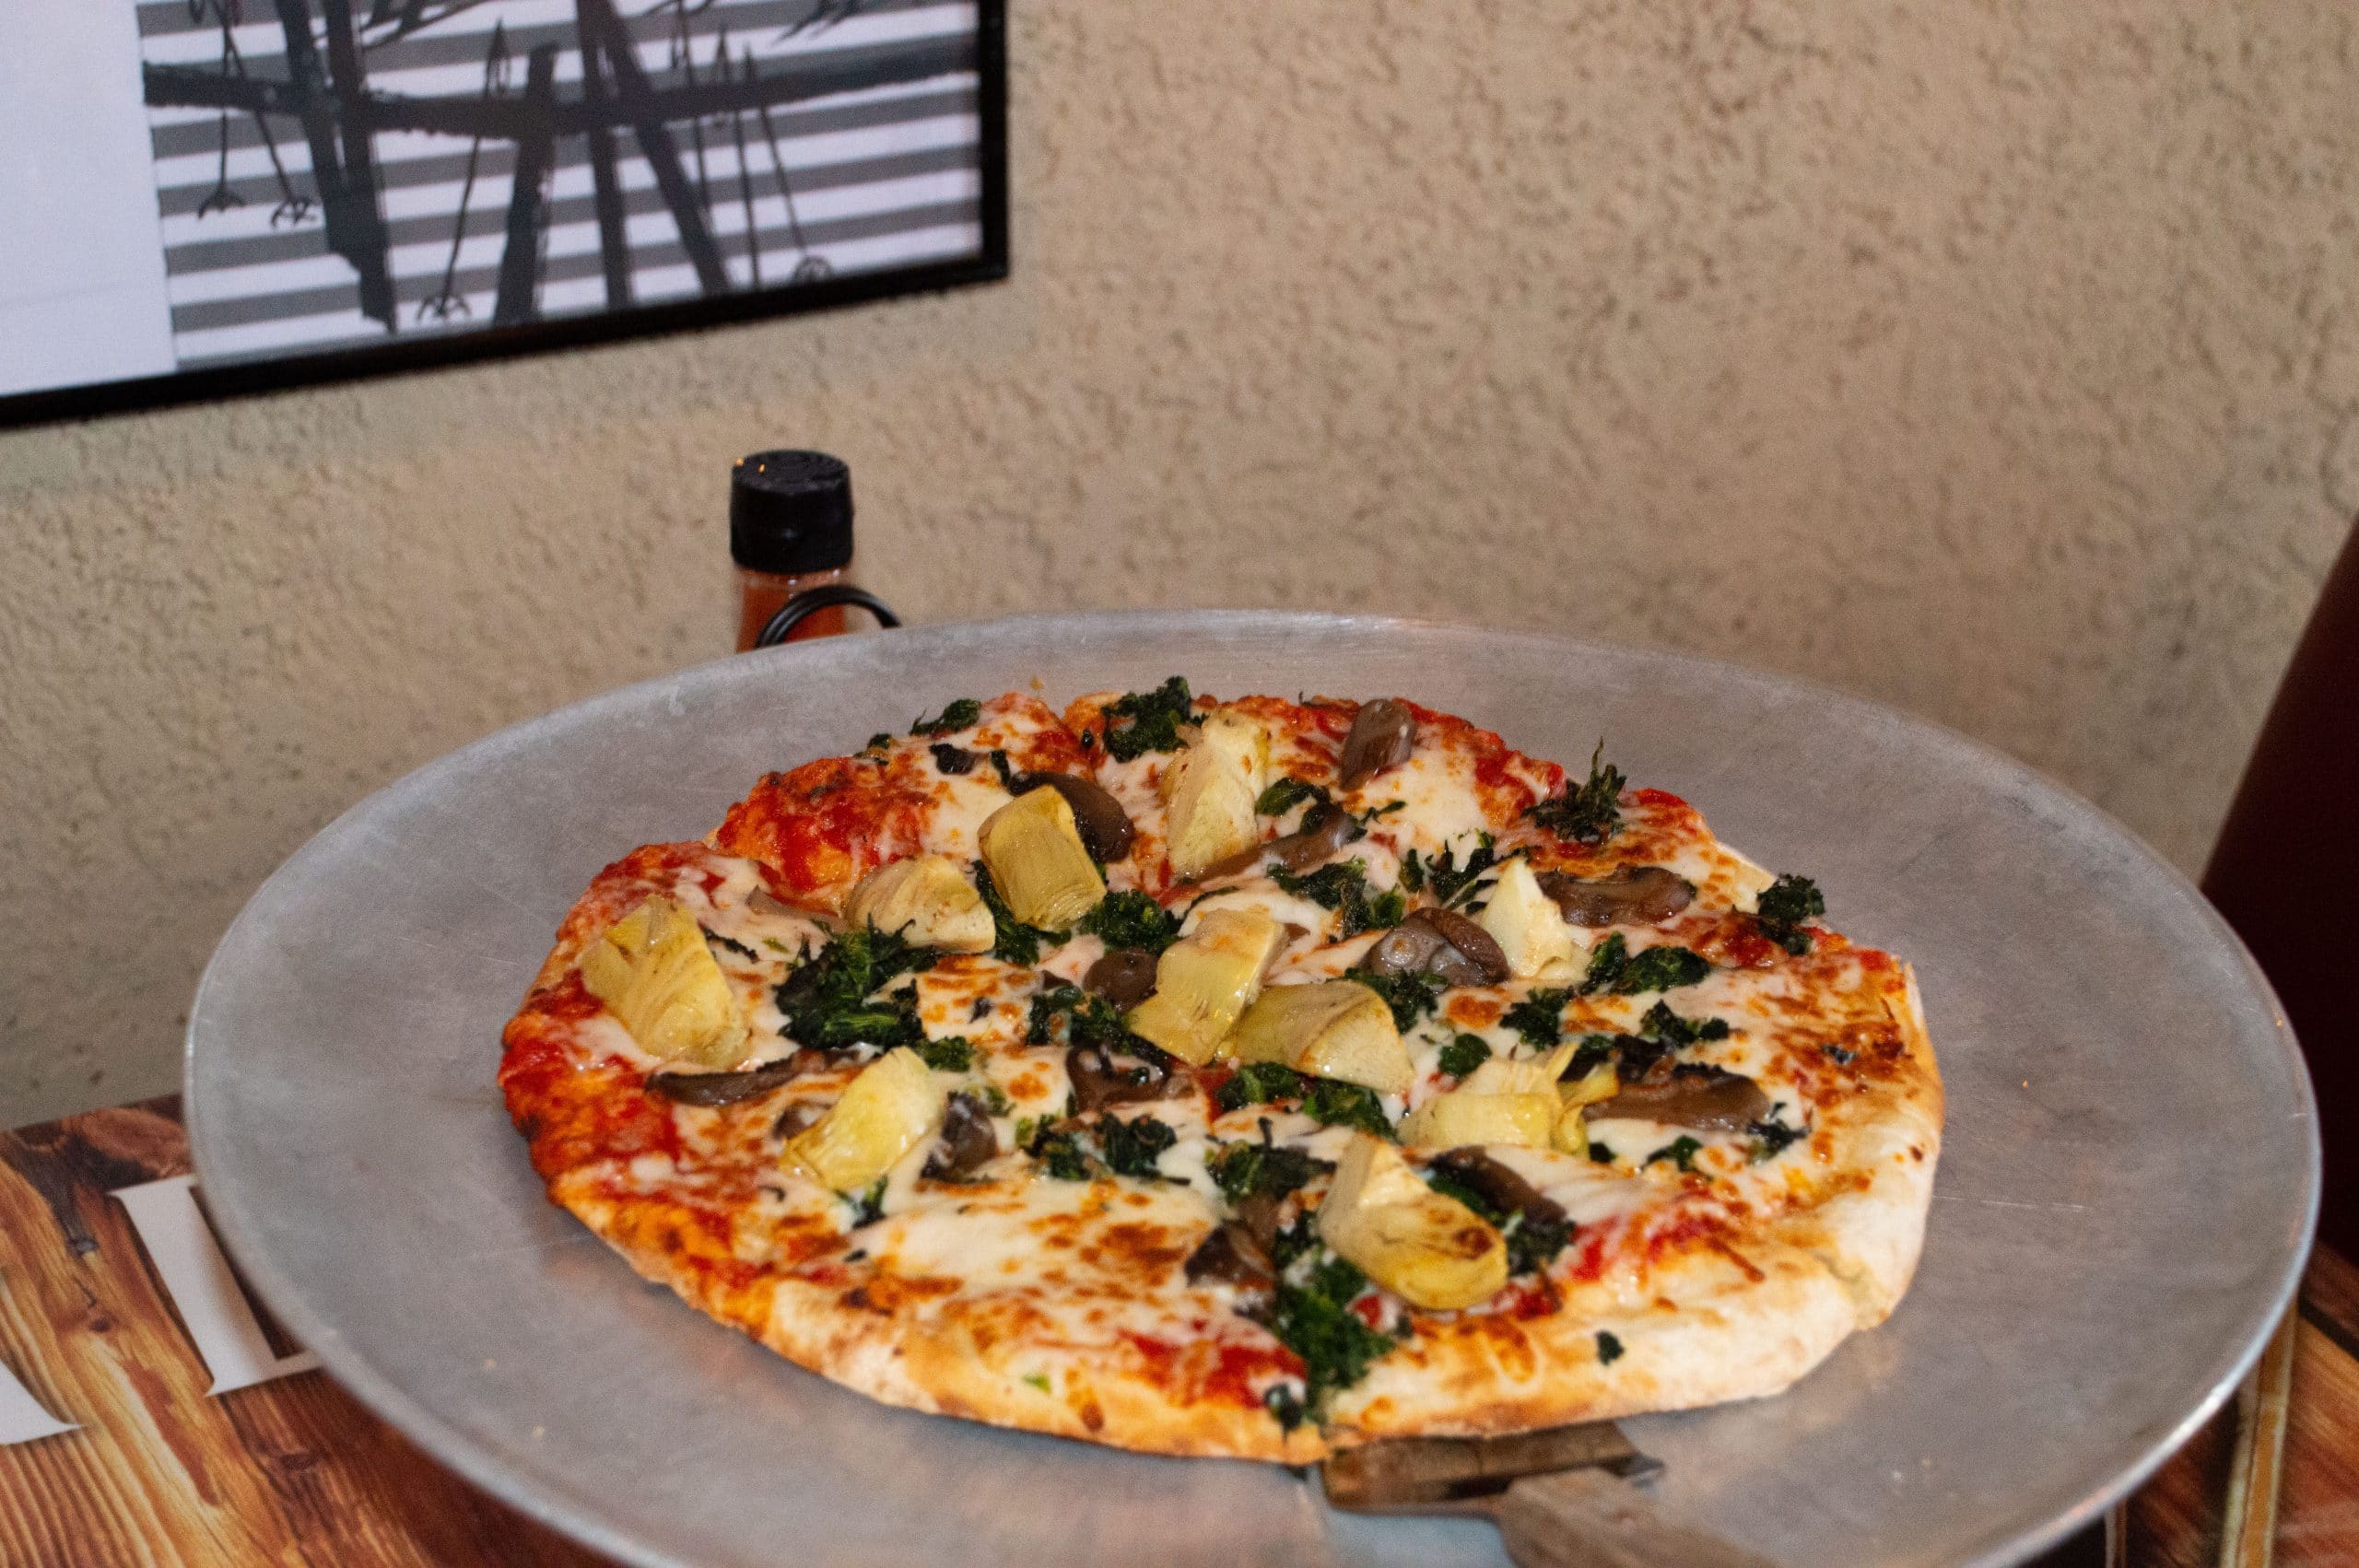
1262, 1254, 1397, 1419
1755, 873, 1825, 955
1526, 743, 1625, 845
1097, 1113, 1178, 1179
1302, 1080, 1395, 1140
914, 1036, 975, 1072
773, 926, 935, 1053
1436, 1034, 1492, 1080
1255, 778, 1324, 818
910, 697, 982, 736
1215, 1061, 1308, 1113
1270, 859, 1405, 938
1347, 968, 1443, 1032
1101, 676, 1192, 761
1578, 933, 1712, 996
1501, 988, 1573, 1049
1076, 890, 1180, 954
1646, 1135, 1705, 1173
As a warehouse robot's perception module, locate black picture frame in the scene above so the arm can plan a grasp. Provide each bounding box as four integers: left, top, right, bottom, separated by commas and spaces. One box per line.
1, 0, 1007, 431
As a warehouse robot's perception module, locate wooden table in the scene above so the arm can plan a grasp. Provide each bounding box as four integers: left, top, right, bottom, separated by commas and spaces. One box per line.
0, 1096, 2345, 1565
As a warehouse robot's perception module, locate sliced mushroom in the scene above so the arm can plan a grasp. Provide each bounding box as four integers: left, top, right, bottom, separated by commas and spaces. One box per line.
1066, 1038, 1192, 1114
1010, 771, 1135, 862
1185, 1222, 1276, 1293
921, 1091, 1000, 1181
647, 1056, 807, 1106
1362, 907, 1510, 986
771, 1100, 826, 1140
1584, 1064, 1770, 1130
1083, 946, 1160, 1010
1339, 698, 1417, 790
1536, 866, 1694, 928
1426, 1148, 1570, 1232
1265, 802, 1361, 872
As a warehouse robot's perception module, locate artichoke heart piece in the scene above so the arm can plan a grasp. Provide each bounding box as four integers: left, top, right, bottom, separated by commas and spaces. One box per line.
845, 854, 994, 953
782, 1048, 947, 1193
1316, 1133, 1507, 1311
1401, 1088, 1555, 1151
1226, 981, 1413, 1094
1123, 908, 1283, 1064
979, 787, 1106, 929
578, 896, 751, 1068
1475, 858, 1579, 979
1399, 1047, 1573, 1150
1162, 709, 1271, 878
1552, 1059, 1620, 1157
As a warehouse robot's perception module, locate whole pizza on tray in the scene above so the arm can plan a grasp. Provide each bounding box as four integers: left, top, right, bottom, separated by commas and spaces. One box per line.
499, 681, 1942, 1460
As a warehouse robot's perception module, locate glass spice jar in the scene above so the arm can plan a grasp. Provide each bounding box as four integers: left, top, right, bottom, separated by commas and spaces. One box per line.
731, 450, 858, 650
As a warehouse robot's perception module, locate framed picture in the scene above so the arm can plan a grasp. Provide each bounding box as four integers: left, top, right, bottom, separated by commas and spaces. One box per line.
0, 0, 1006, 427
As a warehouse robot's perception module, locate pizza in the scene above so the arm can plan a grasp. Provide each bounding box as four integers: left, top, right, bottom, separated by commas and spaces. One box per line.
499, 681, 1942, 1460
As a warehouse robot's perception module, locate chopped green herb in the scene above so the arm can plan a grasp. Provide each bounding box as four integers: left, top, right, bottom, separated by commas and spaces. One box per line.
1588, 1141, 1618, 1164
1347, 969, 1443, 1032
1637, 1000, 1731, 1048
975, 863, 1063, 966
1578, 933, 1712, 996
1101, 676, 1193, 762
1207, 1132, 1330, 1205
863, 731, 896, 755
1596, 1330, 1625, 1364
1022, 1372, 1052, 1393
1526, 743, 1625, 845
1215, 1061, 1308, 1113
1748, 1110, 1806, 1162
1614, 945, 1712, 994
1302, 1079, 1395, 1139
1027, 984, 1145, 1054
773, 926, 935, 1053
1270, 859, 1406, 938
848, 1178, 888, 1226
1076, 890, 1180, 954
702, 928, 760, 962
1097, 1113, 1179, 1179
1255, 778, 1325, 818
1413, 836, 1497, 907
1501, 988, 1574, 1049
1821, 1042, 1858, 1066
1566, 1034, 1617, 1078
1271, 1212, 1319, 1267
914, 1036, 975, 1072
1436, 1035, 1492, 1080
1646, 1135, 1705, 1173
1263, 1254, 1396, 1414
1755, 873, 1825, 955
988, 748, 1018, 788
911, 697, 982, 736
1263, 1385, 1308, 1432
1023, 1121, 1095, 1181
976, 1082, 1015, 1117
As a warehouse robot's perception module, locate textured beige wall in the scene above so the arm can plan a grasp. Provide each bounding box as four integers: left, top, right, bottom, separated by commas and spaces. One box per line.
3, 1, 2355, 1126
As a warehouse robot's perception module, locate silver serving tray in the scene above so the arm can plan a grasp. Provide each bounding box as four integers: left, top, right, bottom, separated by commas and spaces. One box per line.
184, 612, 2318, 1567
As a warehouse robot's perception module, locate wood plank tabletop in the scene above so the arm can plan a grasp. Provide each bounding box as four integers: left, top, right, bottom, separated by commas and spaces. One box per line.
0, 1094, 2345, 1565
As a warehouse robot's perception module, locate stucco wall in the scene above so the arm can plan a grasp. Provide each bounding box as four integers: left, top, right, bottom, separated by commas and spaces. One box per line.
4, 1, 2355, 1126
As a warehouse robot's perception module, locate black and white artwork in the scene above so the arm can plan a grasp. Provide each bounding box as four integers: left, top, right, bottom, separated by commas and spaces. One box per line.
0, 0, 1004, 421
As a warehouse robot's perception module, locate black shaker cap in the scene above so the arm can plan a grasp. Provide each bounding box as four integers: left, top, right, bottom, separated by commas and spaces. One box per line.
731, 451, 854, 573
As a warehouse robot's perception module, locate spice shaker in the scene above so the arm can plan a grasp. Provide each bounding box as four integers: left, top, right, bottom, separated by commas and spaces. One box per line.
732, 450, 858, 649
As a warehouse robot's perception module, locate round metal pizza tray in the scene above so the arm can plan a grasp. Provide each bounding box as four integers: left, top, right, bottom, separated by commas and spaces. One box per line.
184, 611, 2318, 1568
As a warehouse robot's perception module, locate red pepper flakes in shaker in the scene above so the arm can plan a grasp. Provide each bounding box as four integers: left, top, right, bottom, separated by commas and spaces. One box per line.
732, 451, 858, 649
